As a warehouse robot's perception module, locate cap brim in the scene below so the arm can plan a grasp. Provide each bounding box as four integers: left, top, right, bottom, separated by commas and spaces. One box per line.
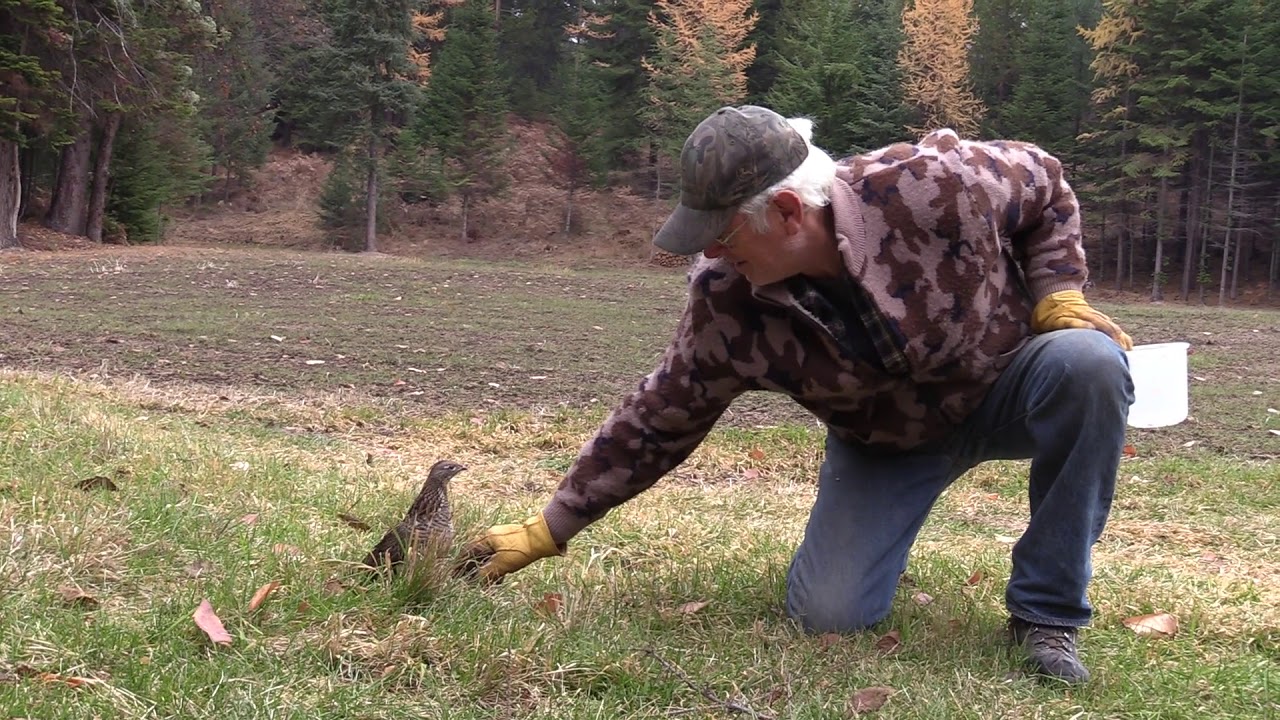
653, 204, 738, 255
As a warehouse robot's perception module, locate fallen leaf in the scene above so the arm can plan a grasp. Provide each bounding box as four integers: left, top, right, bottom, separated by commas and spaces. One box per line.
1269, 430, 1280, 438
741, 468, 761, 480
912, 592, 934, 606
534, 592, 563, 616
848, 686, 894, 714
1182, 440, 1199, 448
193, 599, 233, 645
819, 632, 842, 648
37, 672, 92, 688
965, 570, 984, 586
874, 630, 901, 655
1123, 612, 1178, 637
184, 560, 213, 578
296, 600, 312, 614
74, 476, 117, 491
58, 586, 99, 609
995, 534, 1018, 544
248, 581, 280, 612
239, 513, 259, 525
678, 600, 710, 615
337, 512, 371, 531
271, 543, 302, 558
1267, 408, 1278, 415
748, 448, 766, 461
323, 577, 346, 595
270, 335, 285, 342
1123, 444, 1137, 458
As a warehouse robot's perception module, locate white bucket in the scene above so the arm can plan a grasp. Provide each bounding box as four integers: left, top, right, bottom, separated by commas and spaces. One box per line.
1124, 342, 1191, 428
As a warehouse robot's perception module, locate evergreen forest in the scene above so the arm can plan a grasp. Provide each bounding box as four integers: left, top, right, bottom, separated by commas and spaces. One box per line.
3, 0, 1279, 302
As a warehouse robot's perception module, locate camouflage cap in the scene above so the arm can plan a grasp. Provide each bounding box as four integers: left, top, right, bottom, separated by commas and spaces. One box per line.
653, 105, 809, 255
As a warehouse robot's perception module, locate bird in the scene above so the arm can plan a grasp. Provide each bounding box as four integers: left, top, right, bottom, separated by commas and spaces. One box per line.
362, 460, 466, 571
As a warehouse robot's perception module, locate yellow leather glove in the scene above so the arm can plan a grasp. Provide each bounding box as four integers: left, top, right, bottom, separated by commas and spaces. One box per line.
454, 511, 564, 583
1031, 290, 1133, 350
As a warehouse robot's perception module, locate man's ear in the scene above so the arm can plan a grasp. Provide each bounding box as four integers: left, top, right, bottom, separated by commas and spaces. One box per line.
771, 190, 805, 231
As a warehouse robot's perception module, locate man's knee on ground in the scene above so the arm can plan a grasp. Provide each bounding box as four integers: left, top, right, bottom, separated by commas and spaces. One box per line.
786, 582, 892, 634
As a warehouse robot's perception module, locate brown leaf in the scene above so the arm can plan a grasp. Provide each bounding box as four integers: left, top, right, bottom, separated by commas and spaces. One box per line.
271, 543, 302, 558
677, 600, 710, 615
1123, 444, 1138, 458
874, 630, 901, 655
37, 672, 92, 688
1123, 612, 1179, 637
848, 685, 894, 714
193, 599, 233, 646
912, 592, 934, 606
248, 581, 280, 612
748, 448, 766, 461
337, 512, 371, 532
819, 632, 842, 649
534, 592, 563, 616
74, 475, 117, 491
322, 577, 346, 595
57, 586, 99, 609
239, 513, 259, 526
741, 468, 761, 480
184, 560, 213, 578
965, 570, 984, 586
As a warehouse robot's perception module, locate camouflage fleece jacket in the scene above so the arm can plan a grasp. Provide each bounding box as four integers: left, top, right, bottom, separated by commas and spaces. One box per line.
541, 129, 1088, 544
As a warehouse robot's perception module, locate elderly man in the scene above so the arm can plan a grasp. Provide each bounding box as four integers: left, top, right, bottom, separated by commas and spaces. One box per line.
462, 105, 1134, 684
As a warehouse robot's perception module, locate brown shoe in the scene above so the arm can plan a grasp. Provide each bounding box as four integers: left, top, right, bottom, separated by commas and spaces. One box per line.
1009, 617, 1091, 684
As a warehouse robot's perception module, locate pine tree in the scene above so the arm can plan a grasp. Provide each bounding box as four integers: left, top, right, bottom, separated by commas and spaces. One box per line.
766, 0, 911, 155
309, 0, 421, 252
416, 0, 509, 240
552, 5, 613, 233
995, 0, 1089, 158
0, 0, 70, 248
191, 0, 274, 200
499, 0, 575, 116
643, 0, 757, 195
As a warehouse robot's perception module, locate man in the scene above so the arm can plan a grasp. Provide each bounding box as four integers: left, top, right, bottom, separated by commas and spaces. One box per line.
461, 105, 1135, 684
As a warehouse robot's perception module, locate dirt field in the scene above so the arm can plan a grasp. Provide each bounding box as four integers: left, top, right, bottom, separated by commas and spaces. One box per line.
2, 245, 1277, 459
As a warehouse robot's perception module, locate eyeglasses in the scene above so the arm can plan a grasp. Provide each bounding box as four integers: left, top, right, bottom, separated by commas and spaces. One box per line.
715, 219, 747, 249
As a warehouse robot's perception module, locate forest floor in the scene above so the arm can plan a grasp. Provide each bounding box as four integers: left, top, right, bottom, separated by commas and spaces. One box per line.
1, 245, 1277, 718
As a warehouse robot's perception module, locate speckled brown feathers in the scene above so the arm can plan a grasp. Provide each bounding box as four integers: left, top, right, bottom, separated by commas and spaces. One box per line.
362, 460, 466, 570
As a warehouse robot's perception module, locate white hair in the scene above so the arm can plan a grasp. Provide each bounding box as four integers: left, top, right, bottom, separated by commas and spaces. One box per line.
739, 117, 837, 232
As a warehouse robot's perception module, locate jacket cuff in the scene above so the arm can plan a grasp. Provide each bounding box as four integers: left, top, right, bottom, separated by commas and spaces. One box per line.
541, 498, 593, 547
1029, 277, 1085, 303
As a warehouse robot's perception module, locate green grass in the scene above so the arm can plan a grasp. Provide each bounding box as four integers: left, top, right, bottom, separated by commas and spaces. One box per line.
1, 247, 1278, 718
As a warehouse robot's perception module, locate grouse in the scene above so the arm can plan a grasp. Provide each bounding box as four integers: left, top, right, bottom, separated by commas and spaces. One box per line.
362, 459, 466, 570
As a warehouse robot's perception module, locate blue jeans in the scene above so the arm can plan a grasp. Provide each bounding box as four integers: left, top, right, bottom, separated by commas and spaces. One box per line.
785, 329, 1134, 632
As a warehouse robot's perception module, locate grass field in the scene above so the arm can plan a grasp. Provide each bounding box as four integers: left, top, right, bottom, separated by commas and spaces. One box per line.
1, 247, 1277, 719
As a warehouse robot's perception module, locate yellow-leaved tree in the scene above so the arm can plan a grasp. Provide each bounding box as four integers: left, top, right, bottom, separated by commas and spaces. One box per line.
642, 0, 758, 196
898, 0, 986, 136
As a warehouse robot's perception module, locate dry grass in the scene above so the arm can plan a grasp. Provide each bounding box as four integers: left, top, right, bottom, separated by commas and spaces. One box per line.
1, 249, 1278, 718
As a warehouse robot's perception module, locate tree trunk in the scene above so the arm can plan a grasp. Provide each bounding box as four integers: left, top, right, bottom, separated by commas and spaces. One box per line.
86, 112, 122, 243
45, 119, 93, 236
1220, 29, 1248, 307
461, 193, 470, 241
0, 136, 19, 249
1180, 145, 1204, 300
1197, 142, 1215, 305
1230, 223, 1243, 301
1152, 176, 1166, 302
364, 134, 378, 253
564, 182, 575, 234
1270, 194, 1279, 298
